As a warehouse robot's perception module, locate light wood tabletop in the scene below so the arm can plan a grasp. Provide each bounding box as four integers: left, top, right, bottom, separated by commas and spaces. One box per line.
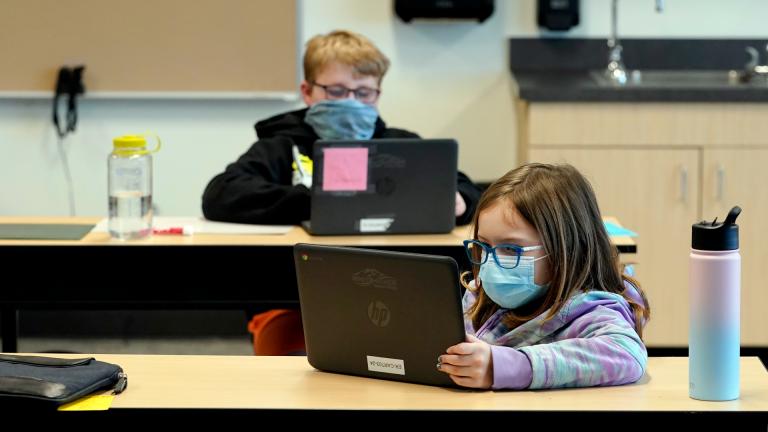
33, 354, 766, 412
0, 216, 636, 250
0, 216, 469, 246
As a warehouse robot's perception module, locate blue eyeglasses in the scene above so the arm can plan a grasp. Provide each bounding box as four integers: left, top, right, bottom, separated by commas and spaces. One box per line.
462, 239, 544, 269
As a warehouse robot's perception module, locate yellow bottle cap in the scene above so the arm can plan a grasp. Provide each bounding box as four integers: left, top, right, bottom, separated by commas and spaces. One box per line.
112, 134, 161, 156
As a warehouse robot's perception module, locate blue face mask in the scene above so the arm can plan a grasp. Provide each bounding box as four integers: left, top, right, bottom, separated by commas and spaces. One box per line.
304, 99, 378, 141
479, 254, 549, 309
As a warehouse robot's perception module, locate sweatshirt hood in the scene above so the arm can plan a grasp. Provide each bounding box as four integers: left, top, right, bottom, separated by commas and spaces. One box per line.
255, 108, 317, 141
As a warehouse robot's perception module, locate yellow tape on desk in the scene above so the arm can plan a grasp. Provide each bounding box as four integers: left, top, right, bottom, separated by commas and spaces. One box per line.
58, 394, 114, 411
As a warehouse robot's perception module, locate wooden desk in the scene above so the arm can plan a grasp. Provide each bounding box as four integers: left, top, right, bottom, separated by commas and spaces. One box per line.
603, 216, 636, 254
0, 216, 469, 246
0, 217, 636, 353
0, 216, 636, 251
20, 355, 768, 423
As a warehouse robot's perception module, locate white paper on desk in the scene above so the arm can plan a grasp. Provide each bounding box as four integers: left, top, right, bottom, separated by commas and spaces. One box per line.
91, 217, 293, 235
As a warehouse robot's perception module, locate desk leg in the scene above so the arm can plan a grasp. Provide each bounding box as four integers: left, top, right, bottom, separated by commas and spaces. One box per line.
1, 307, 19, 352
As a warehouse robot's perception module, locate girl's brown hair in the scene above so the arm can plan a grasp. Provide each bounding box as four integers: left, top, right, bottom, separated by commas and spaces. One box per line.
464, 163, 650, 337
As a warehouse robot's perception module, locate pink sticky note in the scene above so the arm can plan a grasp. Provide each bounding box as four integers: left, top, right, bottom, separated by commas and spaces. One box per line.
322, 147, 369, 191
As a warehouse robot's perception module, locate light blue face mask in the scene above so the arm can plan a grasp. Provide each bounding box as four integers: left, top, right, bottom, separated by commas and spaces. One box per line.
304, 99, 378, 141
479, 254, 549, 309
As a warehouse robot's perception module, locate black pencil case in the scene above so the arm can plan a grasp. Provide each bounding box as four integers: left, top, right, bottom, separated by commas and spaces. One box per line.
0, 354, 127, 407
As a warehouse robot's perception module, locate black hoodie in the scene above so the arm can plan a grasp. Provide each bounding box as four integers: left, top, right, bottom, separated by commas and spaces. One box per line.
202, 108, 482, 225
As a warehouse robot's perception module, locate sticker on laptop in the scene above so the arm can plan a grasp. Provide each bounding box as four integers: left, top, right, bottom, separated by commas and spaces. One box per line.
359, 217, 394, 233
322, 147, 369, 191
366, 355, 405, 375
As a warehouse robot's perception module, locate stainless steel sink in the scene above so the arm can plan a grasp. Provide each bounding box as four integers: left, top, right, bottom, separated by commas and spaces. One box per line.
589, 70, 768, 88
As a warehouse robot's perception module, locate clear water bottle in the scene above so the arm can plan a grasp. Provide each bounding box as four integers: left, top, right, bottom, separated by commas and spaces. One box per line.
108, 135, 161, 240
689, 206, 741, 401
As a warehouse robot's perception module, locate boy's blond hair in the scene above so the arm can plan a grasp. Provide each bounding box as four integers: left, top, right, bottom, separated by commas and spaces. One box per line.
303, 30, 390, 84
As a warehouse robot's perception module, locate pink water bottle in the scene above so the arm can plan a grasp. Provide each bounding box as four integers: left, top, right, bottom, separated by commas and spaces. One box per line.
689, 206, 741, 401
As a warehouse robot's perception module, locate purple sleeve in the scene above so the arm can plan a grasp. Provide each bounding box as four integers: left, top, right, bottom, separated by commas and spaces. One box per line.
518, 301, 647, 389
462, 288, 478, 334
489, 345, 533, 390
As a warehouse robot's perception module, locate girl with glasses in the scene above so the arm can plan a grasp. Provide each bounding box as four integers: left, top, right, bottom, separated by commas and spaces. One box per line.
437, 163, 650, 390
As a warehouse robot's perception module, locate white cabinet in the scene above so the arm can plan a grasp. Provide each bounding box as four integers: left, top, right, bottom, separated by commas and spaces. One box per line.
702, 149, 768, 345
520, 102, 768, 347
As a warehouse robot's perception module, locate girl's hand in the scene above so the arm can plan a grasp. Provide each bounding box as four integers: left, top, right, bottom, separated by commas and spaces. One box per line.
438, 334, 493, 389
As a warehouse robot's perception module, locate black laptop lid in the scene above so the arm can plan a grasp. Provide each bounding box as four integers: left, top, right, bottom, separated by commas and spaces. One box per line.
307, 138, 458, 235
294, 243, 466, 387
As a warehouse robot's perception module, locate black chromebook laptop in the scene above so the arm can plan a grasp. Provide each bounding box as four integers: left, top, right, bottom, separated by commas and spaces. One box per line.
294, 243, 466, 387
301, 138, 458, 235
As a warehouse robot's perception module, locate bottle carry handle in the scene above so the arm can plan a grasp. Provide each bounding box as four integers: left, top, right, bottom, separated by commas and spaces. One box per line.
143, 133, 162, 154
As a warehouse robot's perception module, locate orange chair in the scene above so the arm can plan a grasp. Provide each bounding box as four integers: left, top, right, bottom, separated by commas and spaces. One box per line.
247, 309, 306, 356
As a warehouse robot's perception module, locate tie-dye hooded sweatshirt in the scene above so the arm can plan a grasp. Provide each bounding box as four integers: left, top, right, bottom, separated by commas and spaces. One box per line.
464, 282, 647, 390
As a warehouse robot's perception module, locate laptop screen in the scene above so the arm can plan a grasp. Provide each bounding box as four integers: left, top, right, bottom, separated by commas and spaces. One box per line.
307, 138, 458, 235
294, 243, 466, 387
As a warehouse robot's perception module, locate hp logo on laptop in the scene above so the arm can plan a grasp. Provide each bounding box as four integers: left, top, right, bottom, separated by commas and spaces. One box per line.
368, 300, 390, 327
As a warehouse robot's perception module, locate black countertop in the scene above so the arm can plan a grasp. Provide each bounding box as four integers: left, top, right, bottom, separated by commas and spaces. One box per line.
510, 38, 768, 102
514, 70, 768, 102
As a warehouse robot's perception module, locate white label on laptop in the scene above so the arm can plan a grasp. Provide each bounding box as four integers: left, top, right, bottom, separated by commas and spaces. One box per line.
359, 218, 394, 233
366, 355, 405, 375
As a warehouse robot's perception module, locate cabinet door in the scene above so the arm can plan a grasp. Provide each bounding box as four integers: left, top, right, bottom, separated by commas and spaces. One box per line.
530, 148, 700, 346
702, 149, 768, 346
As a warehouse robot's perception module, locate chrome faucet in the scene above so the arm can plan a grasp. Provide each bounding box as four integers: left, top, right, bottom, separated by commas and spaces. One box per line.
605, 0, 665, 86
740, 44, 768, 83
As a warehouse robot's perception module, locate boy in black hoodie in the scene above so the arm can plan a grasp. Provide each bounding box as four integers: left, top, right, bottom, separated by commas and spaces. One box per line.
202, 30, 482, 355
202, 30, 481, 225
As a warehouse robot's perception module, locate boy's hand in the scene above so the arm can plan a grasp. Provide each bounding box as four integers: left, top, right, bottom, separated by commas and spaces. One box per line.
438, 334, 493, 389
455, 192, 466, 217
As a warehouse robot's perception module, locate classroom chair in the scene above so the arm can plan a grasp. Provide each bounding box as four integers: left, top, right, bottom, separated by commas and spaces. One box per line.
247, 309, 306, 356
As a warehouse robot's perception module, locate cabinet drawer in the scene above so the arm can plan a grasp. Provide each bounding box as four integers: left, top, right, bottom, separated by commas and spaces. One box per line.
528, 103, 768, 147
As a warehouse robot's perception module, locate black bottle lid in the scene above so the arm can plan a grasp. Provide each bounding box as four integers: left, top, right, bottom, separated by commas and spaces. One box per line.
692, 206, 741, 251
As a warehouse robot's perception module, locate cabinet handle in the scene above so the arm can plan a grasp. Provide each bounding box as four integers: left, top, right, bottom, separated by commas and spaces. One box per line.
715, 164, 725, 201
679, 165, 688, 203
